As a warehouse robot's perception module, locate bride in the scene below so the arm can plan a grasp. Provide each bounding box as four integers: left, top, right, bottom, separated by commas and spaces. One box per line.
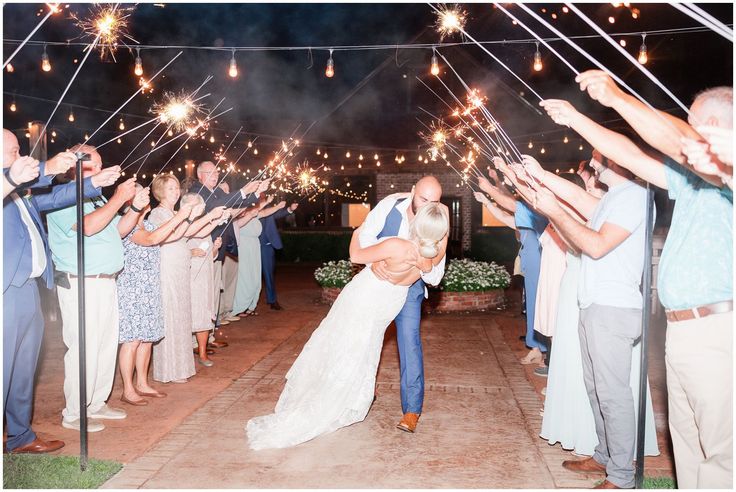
246, 202, 449, 450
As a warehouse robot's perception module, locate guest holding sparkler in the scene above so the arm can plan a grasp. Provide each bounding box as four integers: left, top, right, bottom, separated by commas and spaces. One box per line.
232, 195, 282, 317
541, 72, 732, 489
117, 184, 195, 405
478, 166, 549, 366
260, 201, 298, 311
149, 176, 227, 383
46, 144, 144, 433
3, 131, 107, 452
181, 192, 224, 367
187, 161, 269, 327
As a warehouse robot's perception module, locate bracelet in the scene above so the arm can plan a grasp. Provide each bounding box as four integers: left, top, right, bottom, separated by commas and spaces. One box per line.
130, 204, 143, 213
5, 172, 20, 188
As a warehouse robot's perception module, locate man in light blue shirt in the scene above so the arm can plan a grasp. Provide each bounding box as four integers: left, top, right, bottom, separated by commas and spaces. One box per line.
46, 144, 147, 433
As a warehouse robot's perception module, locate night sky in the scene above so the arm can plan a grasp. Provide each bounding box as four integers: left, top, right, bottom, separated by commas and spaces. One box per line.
3, 2, 733, 177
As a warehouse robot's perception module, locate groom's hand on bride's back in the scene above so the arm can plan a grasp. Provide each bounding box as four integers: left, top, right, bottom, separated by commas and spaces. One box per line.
371, 261, 392, 281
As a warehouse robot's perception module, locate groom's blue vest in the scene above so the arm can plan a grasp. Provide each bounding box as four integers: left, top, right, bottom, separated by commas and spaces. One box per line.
377, 198, 425, 302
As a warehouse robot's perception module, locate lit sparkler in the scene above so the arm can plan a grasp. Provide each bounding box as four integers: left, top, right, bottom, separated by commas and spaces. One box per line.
435, 4, 467, 40
72, 4, 138, 61
153, 91, 205, 132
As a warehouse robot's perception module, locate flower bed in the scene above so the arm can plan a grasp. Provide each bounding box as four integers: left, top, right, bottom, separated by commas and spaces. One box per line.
426, 259, 510, 313
315, 258, 510, 311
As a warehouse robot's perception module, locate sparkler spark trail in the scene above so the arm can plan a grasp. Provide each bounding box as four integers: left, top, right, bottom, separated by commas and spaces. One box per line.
71, 3, 138, 61
3, 3, 61, 69
153, 91, 206, 132
435, 4, 467, 40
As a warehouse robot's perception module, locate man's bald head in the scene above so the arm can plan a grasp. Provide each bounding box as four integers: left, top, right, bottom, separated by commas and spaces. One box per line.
3, 129, 20, 168
197, 160, 219, 189
411, 175, 443, 215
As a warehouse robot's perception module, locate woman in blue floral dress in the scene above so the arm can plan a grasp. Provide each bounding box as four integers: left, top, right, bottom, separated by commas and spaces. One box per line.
117, 188, 193, 405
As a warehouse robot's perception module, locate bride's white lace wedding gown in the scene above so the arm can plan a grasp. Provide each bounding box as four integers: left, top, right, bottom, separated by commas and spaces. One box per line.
246, 267, 410, 450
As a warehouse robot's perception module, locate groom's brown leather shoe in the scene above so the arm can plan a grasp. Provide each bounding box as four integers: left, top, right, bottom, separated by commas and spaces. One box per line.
396, 413, 420, 433
562, 457, 606, 475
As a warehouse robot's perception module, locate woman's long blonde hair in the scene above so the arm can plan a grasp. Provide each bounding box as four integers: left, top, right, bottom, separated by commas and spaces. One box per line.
410, 202, 449, 258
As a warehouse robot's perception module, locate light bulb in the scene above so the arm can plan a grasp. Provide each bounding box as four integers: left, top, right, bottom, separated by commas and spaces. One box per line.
119, 119, 125, 130
619, 39, 627, 47
325, 57, 334, 78
41, 50, 51, 72
209, 135, 215, 143
579, 144, 584, 150
10, 102, 17, 112
253, 149, 258, 155
430, 53, 440, 76
563, 135, 569, 143
134, 48, 143, 76
117, 138, 122, 144
540, 147, 546, 154
68, 110, 75, 122
638, 36, 648, 64
374, 153, 379, 160
359, 154, 363, 160
533, 44, 543, 72
228, 52, 238, 78
6, 63, 14, 73
84, 133, 90, 140
528, 141, 533, 149
51, 130, 56, 137
608, 16, 615, 24
345, 151, 351, 158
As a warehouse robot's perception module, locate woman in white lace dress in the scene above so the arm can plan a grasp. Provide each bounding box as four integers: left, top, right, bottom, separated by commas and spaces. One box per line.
246, 203, 449, 450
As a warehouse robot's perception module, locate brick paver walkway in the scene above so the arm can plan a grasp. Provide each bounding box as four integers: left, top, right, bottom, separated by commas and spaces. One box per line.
27, 264, 672, 488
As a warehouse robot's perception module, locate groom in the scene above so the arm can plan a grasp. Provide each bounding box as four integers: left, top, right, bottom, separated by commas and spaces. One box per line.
358, 176, 448, 432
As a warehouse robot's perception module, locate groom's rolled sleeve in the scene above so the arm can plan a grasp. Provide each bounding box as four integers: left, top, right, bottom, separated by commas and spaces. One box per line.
420, 254, 446, 287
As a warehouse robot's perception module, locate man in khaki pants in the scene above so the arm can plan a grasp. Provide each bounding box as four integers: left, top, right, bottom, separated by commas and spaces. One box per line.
46, 145, 149, 432
541, 74, 733, 488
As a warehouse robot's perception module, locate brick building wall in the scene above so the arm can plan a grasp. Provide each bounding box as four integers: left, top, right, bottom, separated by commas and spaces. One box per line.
375, 172, 474, 251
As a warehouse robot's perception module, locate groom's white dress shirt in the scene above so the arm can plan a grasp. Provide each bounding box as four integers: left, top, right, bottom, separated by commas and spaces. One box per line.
358, 193, 446, 294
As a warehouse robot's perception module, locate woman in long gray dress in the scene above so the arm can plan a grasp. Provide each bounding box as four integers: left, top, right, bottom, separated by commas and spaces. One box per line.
150, 177, 226, 383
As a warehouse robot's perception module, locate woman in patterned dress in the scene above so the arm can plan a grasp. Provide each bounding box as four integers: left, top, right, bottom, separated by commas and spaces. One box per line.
117, 185, 194, 405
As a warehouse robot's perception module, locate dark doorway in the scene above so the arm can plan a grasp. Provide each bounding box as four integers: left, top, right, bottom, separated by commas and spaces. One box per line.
441, 196, 463, 259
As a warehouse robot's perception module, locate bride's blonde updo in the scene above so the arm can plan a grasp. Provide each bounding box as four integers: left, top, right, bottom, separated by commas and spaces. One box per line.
410, 202, 449, 259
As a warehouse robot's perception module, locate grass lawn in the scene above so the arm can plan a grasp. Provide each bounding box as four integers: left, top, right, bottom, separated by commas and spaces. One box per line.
644, 476, 676, 488
3, 454, 122, 489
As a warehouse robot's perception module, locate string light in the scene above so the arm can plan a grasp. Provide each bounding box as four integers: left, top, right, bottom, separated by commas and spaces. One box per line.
619, 39, 627, 47
117, 138, 122, 144
41, 44, 51, 72
345, 151, 351, 158
359, 154, 363, 160
579, 144, 584, 150
209, 135, 215, 143
51, 130, 56, 137
562, 6, 569, 13
563, 135, 569, 143
9, 100, 17, 112
134, 47, 143, 76
540, 147, 546, 154
6, 63, 14, 73
325, 49, 335, 78
374, 153, 379, 160
638, 33, 648, 64
228, 49, 238, 78
68, 109, 75, 122
430, 48, 440, 76
84, 133, 90, 140
608, 16, 616, 24
528, 141, 533, 149
533, 42, 543, 71
118, 118, 125, 130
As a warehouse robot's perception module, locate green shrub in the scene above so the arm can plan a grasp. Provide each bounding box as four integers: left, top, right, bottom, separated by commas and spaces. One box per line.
469, 230, 519, 264
279, 231, 352, 262
441, 258, 511, 292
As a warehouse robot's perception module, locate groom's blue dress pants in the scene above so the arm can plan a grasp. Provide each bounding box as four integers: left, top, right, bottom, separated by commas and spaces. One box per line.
395, 279, 425, 414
